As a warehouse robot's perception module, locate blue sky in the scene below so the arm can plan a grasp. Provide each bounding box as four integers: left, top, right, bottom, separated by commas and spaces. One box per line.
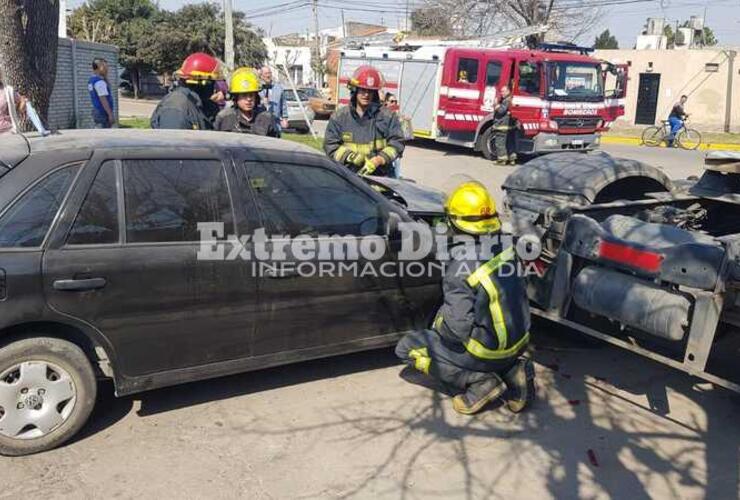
69, 0, 740, 47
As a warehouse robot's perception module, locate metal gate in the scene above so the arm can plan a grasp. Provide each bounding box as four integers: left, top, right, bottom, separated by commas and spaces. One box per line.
635, 73, 661, 125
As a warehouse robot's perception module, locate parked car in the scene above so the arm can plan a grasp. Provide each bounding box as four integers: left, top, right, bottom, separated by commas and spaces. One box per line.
282, 89, 315, 133
299, 87, 336, 119
0, 129, 443, 456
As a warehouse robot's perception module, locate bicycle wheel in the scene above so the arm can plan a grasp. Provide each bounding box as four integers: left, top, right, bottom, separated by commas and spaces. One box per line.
678, 128, 702, 150
641, 126, 664, 147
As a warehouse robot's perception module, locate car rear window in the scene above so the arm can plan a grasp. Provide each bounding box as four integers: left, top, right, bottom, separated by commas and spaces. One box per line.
284, 90, 308, 102
0, 165, 79, 248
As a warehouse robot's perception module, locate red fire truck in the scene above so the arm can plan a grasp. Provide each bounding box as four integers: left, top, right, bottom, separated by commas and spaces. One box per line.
337, 43, 628, 159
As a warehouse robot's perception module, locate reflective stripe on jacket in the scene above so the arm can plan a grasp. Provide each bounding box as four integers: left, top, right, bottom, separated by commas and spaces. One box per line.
323, 101, 405, 175
435, 241, 530, 360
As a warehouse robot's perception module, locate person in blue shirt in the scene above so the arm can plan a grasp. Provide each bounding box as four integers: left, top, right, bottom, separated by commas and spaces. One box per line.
88, 58, 115, 128
258, 66, 288, 135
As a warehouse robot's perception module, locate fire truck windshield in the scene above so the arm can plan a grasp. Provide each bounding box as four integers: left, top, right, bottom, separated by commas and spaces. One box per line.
546, 62, 604, 101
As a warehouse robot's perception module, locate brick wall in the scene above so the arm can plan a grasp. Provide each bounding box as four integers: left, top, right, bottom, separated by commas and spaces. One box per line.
48, 38, 119, 130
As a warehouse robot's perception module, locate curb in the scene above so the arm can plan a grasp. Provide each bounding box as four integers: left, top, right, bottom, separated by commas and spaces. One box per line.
601, 135, 740, 152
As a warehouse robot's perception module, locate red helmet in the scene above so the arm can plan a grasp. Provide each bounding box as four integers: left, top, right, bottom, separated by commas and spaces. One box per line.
178, 52, 223, 84
348, 65, 385, 91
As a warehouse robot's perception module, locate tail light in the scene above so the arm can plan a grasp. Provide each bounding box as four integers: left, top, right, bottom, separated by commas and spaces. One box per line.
598, 240, 663, 273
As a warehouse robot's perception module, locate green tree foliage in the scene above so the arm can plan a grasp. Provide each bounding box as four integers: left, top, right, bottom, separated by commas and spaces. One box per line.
70, 0, 267, 97
594, 29, 619, 49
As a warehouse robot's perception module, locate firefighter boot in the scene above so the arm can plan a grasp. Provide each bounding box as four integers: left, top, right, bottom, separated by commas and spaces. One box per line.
503, 357, 536, 413
452, 373, 506, 415
507, 154, 518, 166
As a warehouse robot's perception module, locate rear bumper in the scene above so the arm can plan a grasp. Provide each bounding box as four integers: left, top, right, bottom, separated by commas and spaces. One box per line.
520, 132, 600, 154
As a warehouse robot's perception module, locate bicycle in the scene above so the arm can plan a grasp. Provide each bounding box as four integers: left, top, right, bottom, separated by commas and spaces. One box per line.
641, 119, 702, 150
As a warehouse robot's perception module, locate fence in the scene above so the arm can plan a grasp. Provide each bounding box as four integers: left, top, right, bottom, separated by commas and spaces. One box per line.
48, 38, 120, 130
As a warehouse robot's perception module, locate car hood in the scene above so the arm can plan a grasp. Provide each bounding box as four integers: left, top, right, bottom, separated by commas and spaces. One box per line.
364, 176, 446, 216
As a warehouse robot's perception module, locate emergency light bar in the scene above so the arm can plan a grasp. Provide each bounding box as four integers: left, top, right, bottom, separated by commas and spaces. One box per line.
538, 43, 595, 55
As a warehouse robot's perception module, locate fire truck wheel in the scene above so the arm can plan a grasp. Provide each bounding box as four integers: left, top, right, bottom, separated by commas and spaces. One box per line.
479, 127, 497, 161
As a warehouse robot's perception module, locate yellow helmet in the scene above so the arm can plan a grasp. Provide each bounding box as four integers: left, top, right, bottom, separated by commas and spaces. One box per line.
445, 181, 501, 235
229, 67, 261, 94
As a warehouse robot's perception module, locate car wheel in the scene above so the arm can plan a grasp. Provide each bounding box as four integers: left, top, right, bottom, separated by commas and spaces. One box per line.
0, 337, 97, 456
479, 127, 496, 161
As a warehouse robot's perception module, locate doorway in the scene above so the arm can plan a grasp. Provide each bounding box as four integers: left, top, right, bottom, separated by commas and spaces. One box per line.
635, 73, 661, 125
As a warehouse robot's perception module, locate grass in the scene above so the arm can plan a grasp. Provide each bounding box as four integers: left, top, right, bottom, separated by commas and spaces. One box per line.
119, 117, 150, 129
119, 117, 325, 150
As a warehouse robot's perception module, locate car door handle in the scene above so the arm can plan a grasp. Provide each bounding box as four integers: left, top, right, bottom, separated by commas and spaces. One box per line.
53, 278, 107, 291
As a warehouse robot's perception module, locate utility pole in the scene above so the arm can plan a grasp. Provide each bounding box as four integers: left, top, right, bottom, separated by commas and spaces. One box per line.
312, 0, 321, 88
405, 0, 409, 31
341, 9, 346, 39
224, 0, 234, 70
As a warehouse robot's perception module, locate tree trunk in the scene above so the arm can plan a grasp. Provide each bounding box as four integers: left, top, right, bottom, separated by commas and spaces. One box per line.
0, 0, 60, 123
132, 67, 140, 100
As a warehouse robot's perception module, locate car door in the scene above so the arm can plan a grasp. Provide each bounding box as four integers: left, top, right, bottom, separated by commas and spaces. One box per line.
43, 150, 259, 378
241, 158, 417, 356
481, 57, 508, 114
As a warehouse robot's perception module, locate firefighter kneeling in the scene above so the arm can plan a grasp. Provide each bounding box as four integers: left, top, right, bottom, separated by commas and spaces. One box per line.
324, 65, 404, 176
396, 181, 535, 415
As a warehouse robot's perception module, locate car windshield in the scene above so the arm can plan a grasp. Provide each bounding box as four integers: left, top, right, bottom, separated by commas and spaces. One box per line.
284, 90, 309, 102
546, 62, 604, 101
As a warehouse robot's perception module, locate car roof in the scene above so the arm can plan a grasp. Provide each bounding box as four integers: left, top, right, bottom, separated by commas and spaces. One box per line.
0, 129, 321, 159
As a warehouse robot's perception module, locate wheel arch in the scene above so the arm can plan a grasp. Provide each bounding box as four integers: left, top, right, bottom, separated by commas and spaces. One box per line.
473, 114, 496, 151
0, 321, 116, 383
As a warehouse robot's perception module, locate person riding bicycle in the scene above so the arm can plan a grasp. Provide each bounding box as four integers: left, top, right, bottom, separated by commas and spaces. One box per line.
667, 95, 689, 148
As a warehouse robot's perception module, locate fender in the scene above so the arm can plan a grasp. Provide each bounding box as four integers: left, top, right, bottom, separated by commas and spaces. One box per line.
472, 113, 497, 150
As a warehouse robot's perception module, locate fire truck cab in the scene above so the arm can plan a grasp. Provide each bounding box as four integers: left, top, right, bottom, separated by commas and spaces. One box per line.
338, 43, 628, 159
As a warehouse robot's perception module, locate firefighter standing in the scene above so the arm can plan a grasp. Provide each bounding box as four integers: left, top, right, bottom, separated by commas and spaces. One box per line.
151, 52, 223, 130
492, 85, 517, 165
214, 68, 278, 137
396, 181, 535, 415
324, 65, 404, 176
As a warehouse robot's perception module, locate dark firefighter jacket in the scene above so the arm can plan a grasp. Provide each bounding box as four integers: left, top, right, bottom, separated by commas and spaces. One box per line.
323, 98, 404, 175
151, 86, 212, 131
434, 240, 531, 361
213, 105, 278, 137
492, 95, 514, 131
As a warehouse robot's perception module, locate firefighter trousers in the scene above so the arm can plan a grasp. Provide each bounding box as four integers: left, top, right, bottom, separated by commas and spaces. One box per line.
493, 127, 517, 162
395, 329, 518, 393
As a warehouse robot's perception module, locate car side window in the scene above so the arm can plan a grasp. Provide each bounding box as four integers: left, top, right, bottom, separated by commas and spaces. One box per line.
457, 58, 479, 84
245, 162, 381, 237
123, 159, 234, 243
67, 161, 119, 245
0, 165, 79, 248
486, 61, 502, 86
518, 61, 541, 95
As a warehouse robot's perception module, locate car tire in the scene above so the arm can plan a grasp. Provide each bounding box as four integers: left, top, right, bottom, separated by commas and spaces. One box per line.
479, 127, 496, 161
0, 336, 97, 456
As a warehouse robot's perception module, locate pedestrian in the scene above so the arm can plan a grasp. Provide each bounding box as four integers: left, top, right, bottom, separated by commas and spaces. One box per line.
396, 181, 535, 415
0, 69, 26, 134
150, 52, 223, 130
88, 58, 115, 128
324, 65, 404, 177
383, 92, 402, 178
258, 65, 289, 135
214, 68, 278, 137
492, 85, 517, 165
667, 94, 689, 147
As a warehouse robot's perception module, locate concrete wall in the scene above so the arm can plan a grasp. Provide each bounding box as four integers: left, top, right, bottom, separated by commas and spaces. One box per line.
48, 38, 119, 130
595, 49, 739, 133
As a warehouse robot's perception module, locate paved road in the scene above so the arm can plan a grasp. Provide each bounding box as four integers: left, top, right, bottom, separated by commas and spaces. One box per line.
6, 118, 734, 499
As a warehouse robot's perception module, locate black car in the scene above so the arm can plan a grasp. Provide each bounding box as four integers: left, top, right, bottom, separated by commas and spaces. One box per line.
0, 129, 442, 456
